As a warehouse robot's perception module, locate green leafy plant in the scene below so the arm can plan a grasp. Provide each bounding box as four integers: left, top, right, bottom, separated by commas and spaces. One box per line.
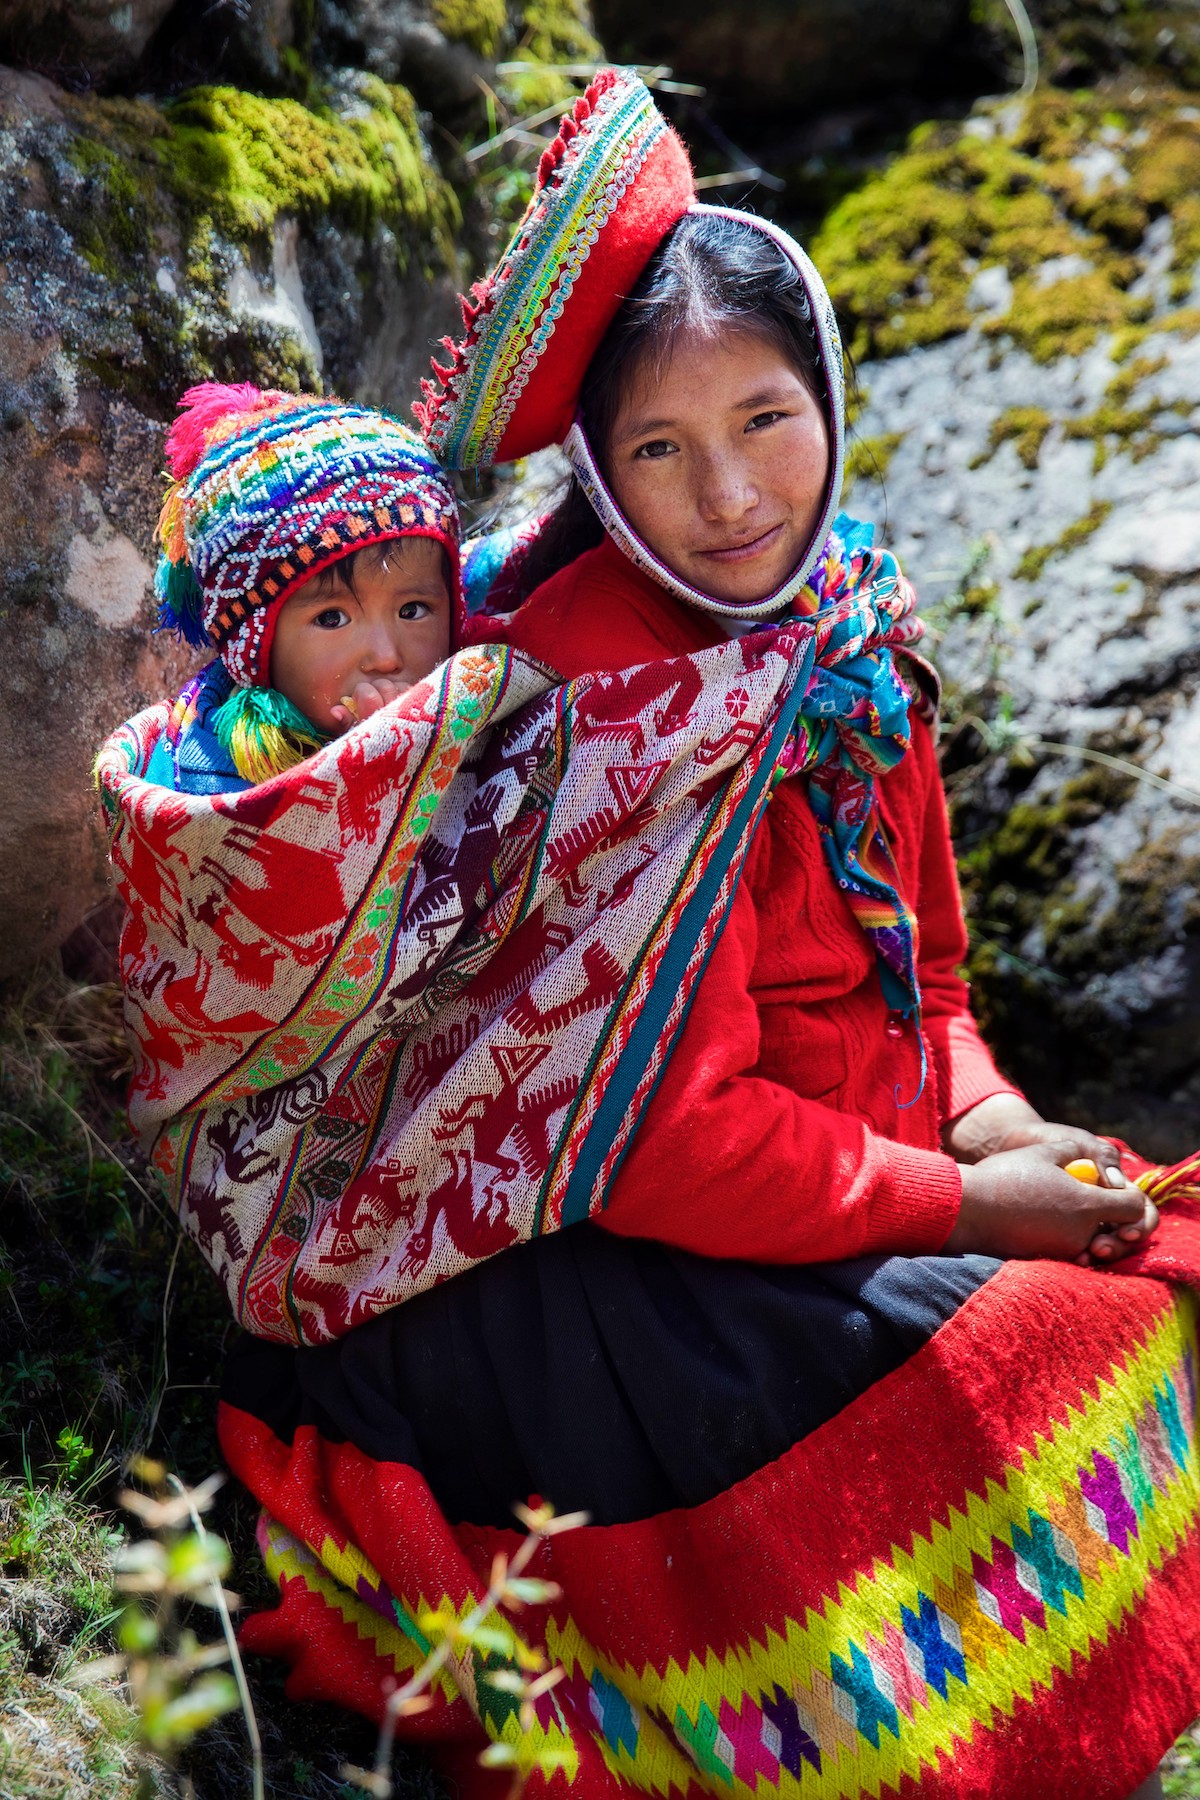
342, 1500, 585, 1799
73, 1457, 262, 1797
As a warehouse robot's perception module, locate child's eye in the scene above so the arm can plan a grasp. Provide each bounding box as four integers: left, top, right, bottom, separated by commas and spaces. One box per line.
746, 411, 786, 432
397, 601, 432, 621
633, 438, 677, 461
312, 607, 350, 629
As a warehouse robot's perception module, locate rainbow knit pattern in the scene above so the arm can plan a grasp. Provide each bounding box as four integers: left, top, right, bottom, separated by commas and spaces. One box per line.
154, 383, 460, 688
219, 1260, 1200, 1798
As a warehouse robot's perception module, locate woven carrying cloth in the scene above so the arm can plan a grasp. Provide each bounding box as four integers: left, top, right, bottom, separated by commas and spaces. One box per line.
97, 525, 928, 1346
218, 1254, 1200, 1797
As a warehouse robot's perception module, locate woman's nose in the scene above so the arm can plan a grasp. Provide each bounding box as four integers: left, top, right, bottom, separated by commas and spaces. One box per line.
695, 452, 758, 523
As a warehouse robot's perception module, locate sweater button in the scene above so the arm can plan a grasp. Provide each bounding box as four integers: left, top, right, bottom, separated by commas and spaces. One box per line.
885, 1012, 905, 1040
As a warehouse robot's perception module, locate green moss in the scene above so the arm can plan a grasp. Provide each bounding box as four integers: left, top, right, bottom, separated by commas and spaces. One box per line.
960, 577, 1002, 619
1058, 354, 1186, 469
1113, 304, 1200, 361
1046, 833, 1200, 976
1015, 499, 1112, 580
959, 764, 1132, 918
955, 765, 1142, 1033
843, 431, 904, 487
161, 79, 459, 265
973, 404, 1054, 470
433, 0, 508, 58
986, 268, 1145, 362
811, 83, 1200, 367
52, 76, 462, 402
506, 0, 603, 107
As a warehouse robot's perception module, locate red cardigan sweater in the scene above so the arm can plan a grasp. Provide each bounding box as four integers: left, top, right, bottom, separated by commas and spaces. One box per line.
500, 536, 1023, 1262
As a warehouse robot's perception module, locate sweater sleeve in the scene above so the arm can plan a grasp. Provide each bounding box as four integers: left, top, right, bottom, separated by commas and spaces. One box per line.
906, 721, 1027, 1125
599, 875, 964, 1263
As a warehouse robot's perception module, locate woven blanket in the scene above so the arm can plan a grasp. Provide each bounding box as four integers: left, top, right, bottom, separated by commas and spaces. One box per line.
218, 1257, 1200, 1798
96, 542, 927, 1347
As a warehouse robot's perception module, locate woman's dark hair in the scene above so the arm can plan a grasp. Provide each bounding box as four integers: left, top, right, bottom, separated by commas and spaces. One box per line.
508, 211, 829, 599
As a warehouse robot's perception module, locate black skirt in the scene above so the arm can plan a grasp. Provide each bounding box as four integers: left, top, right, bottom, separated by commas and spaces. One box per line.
222, 1224, 999, 1529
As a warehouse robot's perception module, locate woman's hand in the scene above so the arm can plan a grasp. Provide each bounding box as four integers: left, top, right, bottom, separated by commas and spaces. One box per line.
944, 1093, 1119, 1172
944, 1140, 1158, 1264
942, 1094, 1158, 1267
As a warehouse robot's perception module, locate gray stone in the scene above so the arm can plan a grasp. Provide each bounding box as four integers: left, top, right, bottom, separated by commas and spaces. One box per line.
843, 235, 1200, 1154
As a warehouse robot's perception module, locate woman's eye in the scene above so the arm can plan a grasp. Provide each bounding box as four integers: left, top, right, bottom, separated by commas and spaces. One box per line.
398, 601, 432, 621
746, 411, 786, 433
633, 438, 676, 461
312, 607, 349, 629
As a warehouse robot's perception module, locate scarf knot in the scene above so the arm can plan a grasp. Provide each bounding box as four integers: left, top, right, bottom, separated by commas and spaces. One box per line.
773, 525, 935, 1040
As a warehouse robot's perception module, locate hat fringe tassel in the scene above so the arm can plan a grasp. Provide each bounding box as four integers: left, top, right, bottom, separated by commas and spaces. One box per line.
211, 685, 326, 785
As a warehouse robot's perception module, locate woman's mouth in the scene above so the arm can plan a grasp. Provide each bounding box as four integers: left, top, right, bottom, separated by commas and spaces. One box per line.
697, 523, 785, 564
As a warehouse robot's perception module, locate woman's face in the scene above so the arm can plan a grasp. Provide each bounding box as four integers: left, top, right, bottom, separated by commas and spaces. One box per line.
605, 326, 831, 605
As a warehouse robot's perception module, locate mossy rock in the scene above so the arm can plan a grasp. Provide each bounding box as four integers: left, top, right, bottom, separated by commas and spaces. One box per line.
812, 84, 1200, 366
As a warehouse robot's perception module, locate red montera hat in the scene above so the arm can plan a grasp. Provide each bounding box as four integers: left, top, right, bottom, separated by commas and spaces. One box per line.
415, 68, 695, 468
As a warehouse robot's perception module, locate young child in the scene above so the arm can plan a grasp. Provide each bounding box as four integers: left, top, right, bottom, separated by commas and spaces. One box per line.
148, 382, 461, 793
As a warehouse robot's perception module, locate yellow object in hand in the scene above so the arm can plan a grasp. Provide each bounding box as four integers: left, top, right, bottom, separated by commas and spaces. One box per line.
1066, 1159, 1101, 1185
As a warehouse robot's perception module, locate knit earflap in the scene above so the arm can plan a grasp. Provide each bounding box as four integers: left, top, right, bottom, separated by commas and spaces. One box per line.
210, 683, 326, 786
154, 382, 301, 648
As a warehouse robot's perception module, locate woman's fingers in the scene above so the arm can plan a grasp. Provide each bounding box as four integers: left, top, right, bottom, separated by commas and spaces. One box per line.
1086, 1197, 1160, 1264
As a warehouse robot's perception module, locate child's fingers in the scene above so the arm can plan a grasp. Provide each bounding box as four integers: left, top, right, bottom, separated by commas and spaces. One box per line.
351, 677, 402, 718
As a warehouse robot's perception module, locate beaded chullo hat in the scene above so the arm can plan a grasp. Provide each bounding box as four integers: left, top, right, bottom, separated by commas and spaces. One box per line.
417, 68, 848, 620
155, 383, 461, 780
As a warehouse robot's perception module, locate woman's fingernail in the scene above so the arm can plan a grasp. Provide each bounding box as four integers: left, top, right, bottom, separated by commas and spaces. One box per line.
1118, 1225, 1141, 1241
1105, 1166, 1127, 1187
1093, 1242, 1113, 1256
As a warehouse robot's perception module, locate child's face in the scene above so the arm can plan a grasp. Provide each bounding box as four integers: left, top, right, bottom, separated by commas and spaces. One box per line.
269, 536, 452, 732
604, 326, 830, 606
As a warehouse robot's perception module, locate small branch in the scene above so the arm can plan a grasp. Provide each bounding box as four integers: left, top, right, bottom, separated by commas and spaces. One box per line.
494, 61, 705, 95
694, 169, 773, 192
166, 1475, 263, 1800
1033, 740, 1200, 809
463, 98, 582, 162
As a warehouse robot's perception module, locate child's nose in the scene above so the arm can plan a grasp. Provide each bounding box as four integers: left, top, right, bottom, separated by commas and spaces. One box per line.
360, 623, 403, 672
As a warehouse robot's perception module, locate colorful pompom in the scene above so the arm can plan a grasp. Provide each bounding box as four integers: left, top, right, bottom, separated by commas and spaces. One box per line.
210, 684, 326, 785
164, 382, 292, 481
155, 483, 189, 564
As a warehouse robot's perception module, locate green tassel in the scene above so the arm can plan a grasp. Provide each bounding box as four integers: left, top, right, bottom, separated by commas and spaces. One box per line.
154, 555, 208, 647
211, 685, 327, 784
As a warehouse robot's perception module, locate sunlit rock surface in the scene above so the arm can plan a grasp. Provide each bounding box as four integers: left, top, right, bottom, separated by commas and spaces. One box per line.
836, 92, 1200, 1155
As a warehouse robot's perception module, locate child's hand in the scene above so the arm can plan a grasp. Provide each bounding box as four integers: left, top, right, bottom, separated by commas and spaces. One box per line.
330, 676, 407, 731
944, 1141, 1158, 1264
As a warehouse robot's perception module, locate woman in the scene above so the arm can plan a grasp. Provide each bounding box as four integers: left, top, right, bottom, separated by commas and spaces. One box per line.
207, 71, 1200, 1800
